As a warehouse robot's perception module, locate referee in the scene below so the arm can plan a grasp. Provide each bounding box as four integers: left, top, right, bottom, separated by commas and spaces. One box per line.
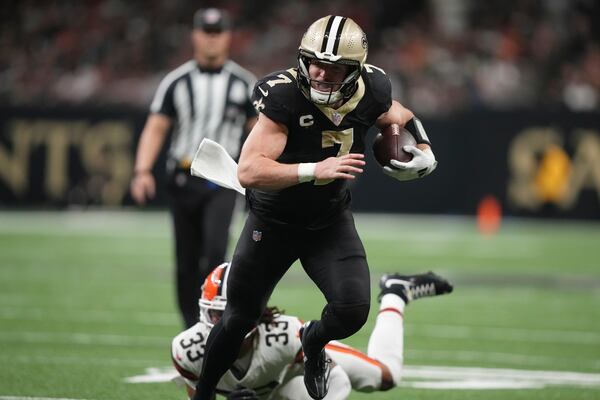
131, 8, 257, 328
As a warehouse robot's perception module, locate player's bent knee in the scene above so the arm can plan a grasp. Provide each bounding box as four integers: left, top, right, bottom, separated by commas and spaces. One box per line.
324, 302, 370, 338
346, 303, 370, 331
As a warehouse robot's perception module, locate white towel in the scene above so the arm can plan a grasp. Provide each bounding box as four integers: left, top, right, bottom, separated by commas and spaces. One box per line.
190, 139, 246, 195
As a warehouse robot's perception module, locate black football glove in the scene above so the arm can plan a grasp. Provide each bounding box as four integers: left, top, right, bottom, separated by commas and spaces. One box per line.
226, 387, 258, 400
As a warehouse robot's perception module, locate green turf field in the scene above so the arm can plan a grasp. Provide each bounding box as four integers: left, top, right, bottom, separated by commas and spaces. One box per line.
1, 210, 599, 400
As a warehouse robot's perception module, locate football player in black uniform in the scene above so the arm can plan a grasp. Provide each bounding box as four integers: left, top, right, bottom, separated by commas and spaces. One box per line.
193, 15, 438, 400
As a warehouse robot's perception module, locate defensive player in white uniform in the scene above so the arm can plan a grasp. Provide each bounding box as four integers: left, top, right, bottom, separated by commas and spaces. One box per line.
172, 263, 452, 399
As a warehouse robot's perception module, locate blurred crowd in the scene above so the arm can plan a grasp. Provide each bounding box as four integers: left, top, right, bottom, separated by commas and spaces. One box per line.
1, 0, 598, 115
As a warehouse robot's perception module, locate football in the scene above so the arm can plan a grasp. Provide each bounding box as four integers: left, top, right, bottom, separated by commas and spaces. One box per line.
372, 124, 416, 167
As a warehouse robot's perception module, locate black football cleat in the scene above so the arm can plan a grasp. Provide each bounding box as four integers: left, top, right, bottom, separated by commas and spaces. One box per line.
299, 321, 331, 400
379, 271, 453, 304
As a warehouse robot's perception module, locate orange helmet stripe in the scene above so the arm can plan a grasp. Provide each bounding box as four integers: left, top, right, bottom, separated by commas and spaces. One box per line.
201, 263, 228, 301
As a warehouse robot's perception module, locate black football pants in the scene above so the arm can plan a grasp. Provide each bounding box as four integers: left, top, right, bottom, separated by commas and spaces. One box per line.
167, 172, 237, 328
194, 209, 370, 399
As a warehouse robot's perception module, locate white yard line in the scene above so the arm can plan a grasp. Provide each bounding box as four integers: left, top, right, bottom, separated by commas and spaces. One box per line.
407, 323, 600, 345
407, 349, 600, 369
403, 365, 600, 385
122, 364, 600, 390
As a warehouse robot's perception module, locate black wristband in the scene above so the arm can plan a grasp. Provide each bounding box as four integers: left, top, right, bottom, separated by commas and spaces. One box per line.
404, 117, 431, 146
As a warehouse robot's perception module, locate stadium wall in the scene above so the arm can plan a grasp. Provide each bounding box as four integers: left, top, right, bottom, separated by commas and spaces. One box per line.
1, 107, 599, 219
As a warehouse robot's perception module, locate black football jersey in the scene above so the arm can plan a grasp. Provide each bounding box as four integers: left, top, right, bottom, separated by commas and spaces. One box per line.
248, 65, 392, 229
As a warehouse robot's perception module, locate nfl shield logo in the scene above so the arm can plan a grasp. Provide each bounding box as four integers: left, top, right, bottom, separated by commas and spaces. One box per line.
252, 230, 262, 242
332, 111, 342, 126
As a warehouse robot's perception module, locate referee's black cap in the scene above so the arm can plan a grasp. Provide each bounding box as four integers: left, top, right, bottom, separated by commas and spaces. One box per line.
193, 8, 231, 33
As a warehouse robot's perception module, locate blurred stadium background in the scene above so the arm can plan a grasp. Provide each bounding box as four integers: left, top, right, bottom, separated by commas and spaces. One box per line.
1, 0, 599, 399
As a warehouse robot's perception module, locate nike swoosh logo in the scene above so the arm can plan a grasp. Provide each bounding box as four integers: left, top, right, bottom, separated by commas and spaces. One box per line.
385, 278, 411, 288
259, 86, 269, 96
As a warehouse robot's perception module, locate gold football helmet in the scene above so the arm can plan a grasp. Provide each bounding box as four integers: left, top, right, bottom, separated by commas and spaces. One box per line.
298, 15, 368, 105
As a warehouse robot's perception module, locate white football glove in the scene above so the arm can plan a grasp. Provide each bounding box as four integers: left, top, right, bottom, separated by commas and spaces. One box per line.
383, 146, 438, 181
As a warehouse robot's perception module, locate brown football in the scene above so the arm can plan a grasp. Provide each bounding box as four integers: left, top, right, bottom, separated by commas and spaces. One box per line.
372, 124, 416, 167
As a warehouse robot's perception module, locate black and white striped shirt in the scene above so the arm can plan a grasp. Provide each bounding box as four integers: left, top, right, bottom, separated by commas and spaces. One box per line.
150, 60, 257, 165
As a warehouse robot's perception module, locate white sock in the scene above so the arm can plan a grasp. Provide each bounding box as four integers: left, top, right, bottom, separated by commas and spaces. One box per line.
380, 293, 406, 313
367, 294, 405, 384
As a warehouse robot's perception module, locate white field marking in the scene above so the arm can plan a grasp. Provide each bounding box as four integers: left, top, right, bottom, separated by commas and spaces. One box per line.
0, 307, 177, 326
0, 397, 91, 400
1, 354, 163, 368
399, 365, 600, 390
0, 331, 166, 347
407, 349, 600, 369
123, 365, 600, 390
406, 323, 600, 345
